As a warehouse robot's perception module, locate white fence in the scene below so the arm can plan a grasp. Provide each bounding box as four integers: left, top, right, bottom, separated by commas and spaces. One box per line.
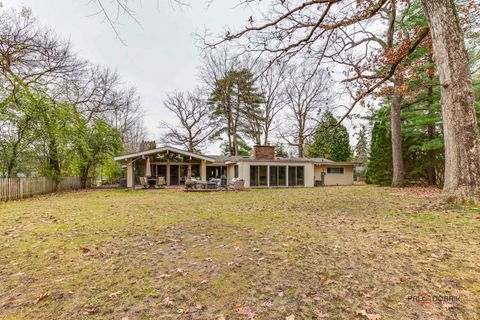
0, 177, 88, 202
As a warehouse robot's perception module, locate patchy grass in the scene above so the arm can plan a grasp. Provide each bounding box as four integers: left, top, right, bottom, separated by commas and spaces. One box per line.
0, 185, 479, 320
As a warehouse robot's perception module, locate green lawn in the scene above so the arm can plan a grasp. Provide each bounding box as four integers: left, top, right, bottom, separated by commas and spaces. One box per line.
0, 186, 479, 319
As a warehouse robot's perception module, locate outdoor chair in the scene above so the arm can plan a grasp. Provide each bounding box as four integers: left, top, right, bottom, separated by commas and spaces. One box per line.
139, 177, 148, 189
156, 176, 166, 188
229, 179, 245, 191
219, 176, 228, 190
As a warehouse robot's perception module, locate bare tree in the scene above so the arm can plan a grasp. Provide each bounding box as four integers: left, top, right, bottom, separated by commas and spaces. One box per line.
107, 87, 147, 153
256, 59, 288, 145
205, 0, 480, 200
279, 64, 333, 157
159, 91, 217, 152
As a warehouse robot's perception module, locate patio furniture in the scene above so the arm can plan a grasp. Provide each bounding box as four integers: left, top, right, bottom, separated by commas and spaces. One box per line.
146, 178, 157, 188
156, 176, 166, 188
229, 179, 245, 191
219, 176, 228, 190
119, 178, 127, 188
207, 180, 218, 189
139, 177, 148, 188
193, 180, 207, 190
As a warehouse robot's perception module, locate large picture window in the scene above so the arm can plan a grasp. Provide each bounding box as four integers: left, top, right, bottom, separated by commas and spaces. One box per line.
250, 165, 268, 186
269, 166, 287, 186
288, 166, 304, 186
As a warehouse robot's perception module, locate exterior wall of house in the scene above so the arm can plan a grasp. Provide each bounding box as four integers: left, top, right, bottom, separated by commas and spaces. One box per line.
314, 165, 354, 185
227, 164, 236, 181
238, 161, 315, 188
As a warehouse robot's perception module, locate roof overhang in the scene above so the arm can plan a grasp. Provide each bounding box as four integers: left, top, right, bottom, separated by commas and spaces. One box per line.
113, 146, 215, 162
313, 162, 359, 166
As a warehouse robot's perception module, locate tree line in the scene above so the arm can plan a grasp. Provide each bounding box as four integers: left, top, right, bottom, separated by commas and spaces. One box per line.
193, 0, 480, 202
0, 8, 146, 186
160, 50, 352, 161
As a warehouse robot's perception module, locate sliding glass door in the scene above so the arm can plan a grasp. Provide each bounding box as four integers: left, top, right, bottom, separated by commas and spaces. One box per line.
288, 166, 304, 186
269, 166, 287, 187
250, 165, 268, 187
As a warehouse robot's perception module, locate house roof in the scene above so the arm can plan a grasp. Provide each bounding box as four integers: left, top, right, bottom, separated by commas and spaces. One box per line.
113, 146, 216, 162
114, 146, 357, 166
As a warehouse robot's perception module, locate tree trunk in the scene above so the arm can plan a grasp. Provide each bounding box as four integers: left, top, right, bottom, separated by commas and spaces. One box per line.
421, 0, 480, 200
263, 127, 269, 145
391, 78, 405, 187
426, 71, 437, 186
232, 131, 239, 156
298, 134, 304, 158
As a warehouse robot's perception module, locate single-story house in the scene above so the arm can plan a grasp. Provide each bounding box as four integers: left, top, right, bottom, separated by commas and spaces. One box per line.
113, 145, 356, 188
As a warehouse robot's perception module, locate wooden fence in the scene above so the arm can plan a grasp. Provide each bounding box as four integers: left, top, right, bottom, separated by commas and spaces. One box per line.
0, 177, 89, 202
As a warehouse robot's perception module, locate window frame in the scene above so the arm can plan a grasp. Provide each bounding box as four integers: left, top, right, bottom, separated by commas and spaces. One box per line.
327, 167, 344, 174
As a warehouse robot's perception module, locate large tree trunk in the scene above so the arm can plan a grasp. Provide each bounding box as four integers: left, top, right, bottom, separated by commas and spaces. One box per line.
391, 78, 405, 187
298, 134, 304, 158
426, 69, 437, 186
421, 0, 480, 200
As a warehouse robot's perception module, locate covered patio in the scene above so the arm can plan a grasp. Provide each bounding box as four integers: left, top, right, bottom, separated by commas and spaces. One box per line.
114, 146, 217, 188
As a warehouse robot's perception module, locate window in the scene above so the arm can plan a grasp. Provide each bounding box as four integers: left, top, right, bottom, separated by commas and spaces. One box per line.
207, 166, 226, 179
288, 166, 304, 186
250, 165, 268, 186
234, 165, 239, 178
327, 167, 344, 174
269, 166, 287, 187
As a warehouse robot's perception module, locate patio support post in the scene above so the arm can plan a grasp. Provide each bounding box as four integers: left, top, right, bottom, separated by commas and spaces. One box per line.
201, 160, 207, 181
166, 163, 171, 186
127, 160, 134, 188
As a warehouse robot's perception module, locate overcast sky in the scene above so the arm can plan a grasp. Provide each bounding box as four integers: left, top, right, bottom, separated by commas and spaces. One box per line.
4, 0, 258, 151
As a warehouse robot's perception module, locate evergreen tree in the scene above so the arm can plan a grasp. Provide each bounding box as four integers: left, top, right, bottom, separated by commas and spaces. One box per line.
366, 110, 393, 185
353, 125, 369, 174
306, 111, 351, 161
209, 69, 264, 155
274, 142, 289, 158
220, 137, 251, 156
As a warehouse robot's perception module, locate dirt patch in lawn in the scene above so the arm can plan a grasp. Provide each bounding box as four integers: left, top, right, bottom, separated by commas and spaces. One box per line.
0, 186, 479, 319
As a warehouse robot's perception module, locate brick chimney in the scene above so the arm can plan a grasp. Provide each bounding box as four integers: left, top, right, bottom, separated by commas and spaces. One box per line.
253, 144, 275, 160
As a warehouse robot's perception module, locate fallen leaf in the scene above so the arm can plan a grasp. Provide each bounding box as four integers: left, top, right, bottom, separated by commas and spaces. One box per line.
156, 273, 171, 279
355, 310, 368, 317
443, 303, 454, 309
80, 247, 90, 254
34, 292, 49, 305
176, 268, 187, 276
314, 309, 329, 319
83, 307, 97, 315
367, 314, 381, 320
286, 315, 295, 320
164, 297, 173, 306
235, 305, 256, 319
109, 291, 122, 297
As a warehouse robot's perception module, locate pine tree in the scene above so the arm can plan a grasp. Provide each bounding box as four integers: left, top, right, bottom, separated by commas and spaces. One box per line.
366, 109, 393, 185
209, 69, 264, 155
306, 111, 351, 161
354, 125, 369, 171
274, 142, 289, 158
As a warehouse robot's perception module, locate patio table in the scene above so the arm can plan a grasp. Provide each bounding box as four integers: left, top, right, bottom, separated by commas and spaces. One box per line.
146, 178, 157, 188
